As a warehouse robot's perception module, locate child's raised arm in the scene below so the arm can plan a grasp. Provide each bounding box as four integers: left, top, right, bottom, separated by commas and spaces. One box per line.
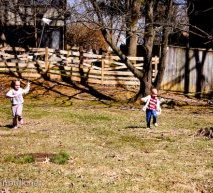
22, 82, 30, 94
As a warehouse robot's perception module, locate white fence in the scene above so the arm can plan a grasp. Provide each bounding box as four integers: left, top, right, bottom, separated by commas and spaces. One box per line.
0, 46, 158, 86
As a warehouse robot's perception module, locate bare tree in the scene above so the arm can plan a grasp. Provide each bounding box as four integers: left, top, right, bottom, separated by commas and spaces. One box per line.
70, 0, 182, 100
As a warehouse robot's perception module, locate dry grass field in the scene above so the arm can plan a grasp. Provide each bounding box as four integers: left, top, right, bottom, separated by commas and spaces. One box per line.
0, 75, 212, 193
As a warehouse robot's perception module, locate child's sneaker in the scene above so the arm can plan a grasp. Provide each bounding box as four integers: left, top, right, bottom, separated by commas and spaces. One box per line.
13, 126, 18, 129
154, 123, 158, 127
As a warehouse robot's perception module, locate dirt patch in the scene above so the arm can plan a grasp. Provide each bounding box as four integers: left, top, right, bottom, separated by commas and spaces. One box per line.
5, 153, 55, 163
23, 153, 55, 162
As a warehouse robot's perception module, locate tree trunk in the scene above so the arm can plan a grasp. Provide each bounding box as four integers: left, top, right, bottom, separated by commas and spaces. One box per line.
90, 0, 155, 101
129, 78, 151, 102
126, 30, 138, 57
143, 0, 155, 95
153, 27, 169, 89
129, 0, 155, 101
126, 0, 141, 57
154, 0, 173, 89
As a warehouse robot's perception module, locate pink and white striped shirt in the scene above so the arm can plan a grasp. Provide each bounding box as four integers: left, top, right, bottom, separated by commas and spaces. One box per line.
148, 97, 157, 110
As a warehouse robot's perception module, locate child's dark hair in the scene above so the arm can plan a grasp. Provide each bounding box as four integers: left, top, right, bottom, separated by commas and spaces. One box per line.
11, 79, 20, 88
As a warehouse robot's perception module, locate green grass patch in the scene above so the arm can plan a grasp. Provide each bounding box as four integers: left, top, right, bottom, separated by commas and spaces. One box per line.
5, 154, 35, 164
4, 151, 70, 165
50, 151, 70, 165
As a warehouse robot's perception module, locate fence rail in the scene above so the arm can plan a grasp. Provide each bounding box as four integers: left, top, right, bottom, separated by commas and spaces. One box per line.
1, 46, 212, 95
0, 46, 159, 86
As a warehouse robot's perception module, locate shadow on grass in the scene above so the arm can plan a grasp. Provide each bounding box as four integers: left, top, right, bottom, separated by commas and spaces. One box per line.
125, 125, 146, 129
2, 69, 115, 103
0, 124, 14, 129
1, 45, 115, 101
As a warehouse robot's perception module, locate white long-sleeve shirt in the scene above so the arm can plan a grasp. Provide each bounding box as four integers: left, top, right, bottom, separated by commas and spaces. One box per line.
6, 84, 30, 105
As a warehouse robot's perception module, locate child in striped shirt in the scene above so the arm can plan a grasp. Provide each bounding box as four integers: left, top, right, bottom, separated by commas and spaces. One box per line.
141, 88, 161, 129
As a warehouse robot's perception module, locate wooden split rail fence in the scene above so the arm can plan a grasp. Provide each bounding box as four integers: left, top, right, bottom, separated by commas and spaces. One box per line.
0, 47, 159, 86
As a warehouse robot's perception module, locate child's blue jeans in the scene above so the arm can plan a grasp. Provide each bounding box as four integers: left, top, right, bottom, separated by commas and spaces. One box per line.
146, 109, 157, 128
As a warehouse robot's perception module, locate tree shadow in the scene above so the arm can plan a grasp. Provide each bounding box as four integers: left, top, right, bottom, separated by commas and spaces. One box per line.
1, 46, 115, 101
163, 47, 210, 98
0, 124, 13, 129
125, 125, 145, 129
194, 49, 209, 98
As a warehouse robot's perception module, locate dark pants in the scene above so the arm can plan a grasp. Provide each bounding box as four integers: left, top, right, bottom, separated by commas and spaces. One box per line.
146, 109, 157, 128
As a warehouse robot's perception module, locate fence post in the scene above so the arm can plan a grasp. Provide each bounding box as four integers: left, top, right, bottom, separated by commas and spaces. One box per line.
79, 46, 84, 68
45, 47, 49, 71
101, 54, 105, 85
79, 46, 86, 84
66, 49, 70, 66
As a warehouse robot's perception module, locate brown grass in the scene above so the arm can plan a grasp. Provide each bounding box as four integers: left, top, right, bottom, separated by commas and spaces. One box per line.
0, 75, 212, 193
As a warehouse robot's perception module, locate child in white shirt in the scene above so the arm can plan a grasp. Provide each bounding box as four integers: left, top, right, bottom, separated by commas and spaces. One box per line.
6, 80, 30, 129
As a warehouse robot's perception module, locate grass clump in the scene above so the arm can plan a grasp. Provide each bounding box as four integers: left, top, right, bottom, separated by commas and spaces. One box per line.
5, 154, 35, 164
4, 152, 70, 165
50, 151, 70, 165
